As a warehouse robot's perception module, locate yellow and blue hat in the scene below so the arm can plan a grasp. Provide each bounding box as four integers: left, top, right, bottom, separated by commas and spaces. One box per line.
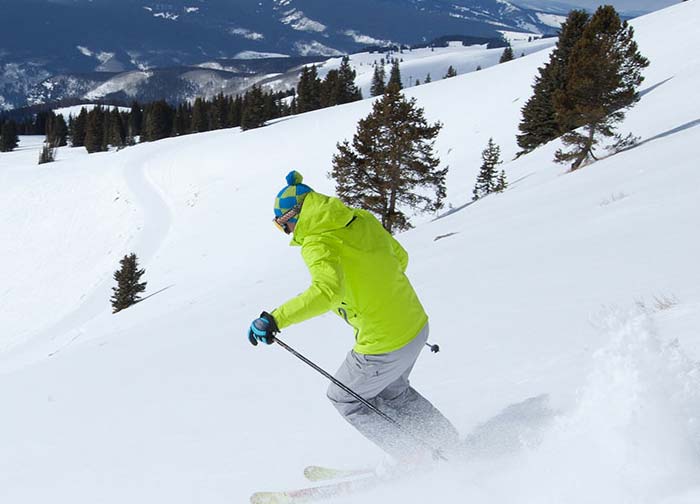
274, 171, 314, 223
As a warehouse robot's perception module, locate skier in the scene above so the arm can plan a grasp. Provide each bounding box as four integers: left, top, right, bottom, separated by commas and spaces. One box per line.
248, 171, 459, 464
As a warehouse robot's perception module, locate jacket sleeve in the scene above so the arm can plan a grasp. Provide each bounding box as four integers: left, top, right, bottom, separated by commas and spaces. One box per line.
271, 238, 345, 329
390, 235, 409, 273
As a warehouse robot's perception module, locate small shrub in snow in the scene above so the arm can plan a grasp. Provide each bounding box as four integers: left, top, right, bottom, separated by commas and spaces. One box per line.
473, 138, 507, 201
38, 143, 56, 165
653, 294, 679, 311
111, 253, 147, 313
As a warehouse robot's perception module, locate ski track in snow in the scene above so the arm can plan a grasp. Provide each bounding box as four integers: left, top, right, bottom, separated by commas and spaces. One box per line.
0, 148, 172, 373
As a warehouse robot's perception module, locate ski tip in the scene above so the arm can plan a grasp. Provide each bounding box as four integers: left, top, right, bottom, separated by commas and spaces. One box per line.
303, 466, 329, 481
250, 491, 292, 504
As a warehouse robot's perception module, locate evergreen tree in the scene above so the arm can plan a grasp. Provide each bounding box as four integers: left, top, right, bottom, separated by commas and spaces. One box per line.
499, 44, 515, 63
142, 101, 173, 142
424, 73, 432, 83
38, 143, 56, 165
495, 170, 508, 192
106, 109, 125, 148
444, 66, 457, 79
517, 10, 590, 154
336, 56, 362, 104
370, 64, 386, 96
110, 253, 147, 313
387, 59, 403, 90
0, 120, 19, 152
173, 104, 189, 136
84, 107, 106, 153
472, 138, 504, 200
241, 86, 267, 130
191, 97, 209, 133
47, 113, 68, 148
296, 65, 322, 113
330, 85, 446, 234
229, 96, 243, 127
129, 101, 143, 138
553, 6, 649, 170
71, 107, 88, 147
320, 69, 341, 108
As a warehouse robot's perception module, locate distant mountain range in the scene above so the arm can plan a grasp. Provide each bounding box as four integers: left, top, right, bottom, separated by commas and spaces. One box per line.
0, 0, 576, 110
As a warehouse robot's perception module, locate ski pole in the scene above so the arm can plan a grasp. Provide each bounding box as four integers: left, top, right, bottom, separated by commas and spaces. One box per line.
425, 342, 440, 353
273, 336, 447, 461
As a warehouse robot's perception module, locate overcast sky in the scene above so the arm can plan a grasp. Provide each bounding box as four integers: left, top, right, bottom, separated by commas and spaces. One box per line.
558, 0, 679, 13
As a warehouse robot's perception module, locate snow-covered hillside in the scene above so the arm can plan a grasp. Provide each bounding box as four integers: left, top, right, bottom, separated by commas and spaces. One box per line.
1, 2, 700, 504
261, 37, 555, 96
317, 37, 556, 96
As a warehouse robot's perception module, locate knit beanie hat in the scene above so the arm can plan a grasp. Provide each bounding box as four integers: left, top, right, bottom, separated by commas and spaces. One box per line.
274, 171, 314, 223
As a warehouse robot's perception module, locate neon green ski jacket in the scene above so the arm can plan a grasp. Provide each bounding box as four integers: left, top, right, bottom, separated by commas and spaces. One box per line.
271, 192, 428, 355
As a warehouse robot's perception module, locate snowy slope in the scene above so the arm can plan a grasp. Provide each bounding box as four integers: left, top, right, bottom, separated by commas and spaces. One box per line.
1, 2, 700, 504
314, 37, 555, 96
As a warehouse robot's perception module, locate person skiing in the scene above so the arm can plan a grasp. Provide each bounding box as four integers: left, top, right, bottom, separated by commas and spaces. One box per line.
248, 170, 459, 463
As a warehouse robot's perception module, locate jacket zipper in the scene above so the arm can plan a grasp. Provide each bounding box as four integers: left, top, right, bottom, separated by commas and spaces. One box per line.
338, 307, 360, 341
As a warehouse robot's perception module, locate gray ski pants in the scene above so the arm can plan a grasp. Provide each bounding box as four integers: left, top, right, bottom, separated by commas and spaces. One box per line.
326, 323, 459, 459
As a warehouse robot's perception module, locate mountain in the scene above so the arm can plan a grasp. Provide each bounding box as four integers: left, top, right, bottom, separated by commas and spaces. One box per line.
0, 0, 569, 110
1, 2, 700, 503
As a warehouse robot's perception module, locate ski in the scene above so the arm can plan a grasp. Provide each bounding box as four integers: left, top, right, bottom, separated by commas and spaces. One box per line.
250, 474, 384, 504
303, 465, 375, 482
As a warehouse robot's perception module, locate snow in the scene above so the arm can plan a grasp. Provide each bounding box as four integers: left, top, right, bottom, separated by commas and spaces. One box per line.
232, 51, 290, 60
535, 12, 567, 28
229, 28, 266, 41
1, 2, 699, 503
280, 9, 327, 33
314, 37, 555, 94
294, 40, 342, 57
84, 71, 151, 101
343, 30, 396, 47
53, 104, 130, 120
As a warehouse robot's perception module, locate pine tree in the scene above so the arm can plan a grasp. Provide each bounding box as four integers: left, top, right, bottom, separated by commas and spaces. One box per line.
241, 86, 267, 130
84, 107, 106, 153
173, 104, 189, 136
320, 69, 341, 107
296, 65, 322, 113
444, 66, 457, 79
494, 170, 508, 192
553, 5, 649, 170
106, 109, 125, 148
387, 59, 402, 90
425, 73, 432, 83
0, 120, 19, 152
499, 45, 515, 63
191, 97, 209, 133
472, 138, 504, 201
517, 10, 590, 155
370, 64, 386, 96
110, 253, 147, 313
46, 113, 68, 148
336, 56, 362, 104
142, 101, 173, 142
38, 143, 56, 164
71, 108, 88, 147
330, 85, 446, 234
129, 101, 143, 138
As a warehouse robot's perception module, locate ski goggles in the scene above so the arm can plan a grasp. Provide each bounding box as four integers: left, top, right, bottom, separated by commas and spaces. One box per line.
273, 204, 302, 235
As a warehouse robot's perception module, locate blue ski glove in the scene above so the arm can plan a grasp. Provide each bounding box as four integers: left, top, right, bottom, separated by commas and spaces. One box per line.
248, 311, 279, 346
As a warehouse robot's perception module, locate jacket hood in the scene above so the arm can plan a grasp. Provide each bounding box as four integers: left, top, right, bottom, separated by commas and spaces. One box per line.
291, 192, 354, 246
